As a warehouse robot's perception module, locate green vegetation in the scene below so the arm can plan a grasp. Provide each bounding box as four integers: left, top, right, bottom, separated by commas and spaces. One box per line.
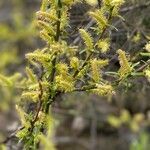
0, 0, 149, 149
130, 132, 150, 150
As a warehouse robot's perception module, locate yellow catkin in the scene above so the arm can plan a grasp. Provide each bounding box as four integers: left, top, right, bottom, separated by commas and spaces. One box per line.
92, 84, 114, 96
36, 11, 58, 22
79, 29, 93, 51
111, 0, 125, 6
37, 21, 55, 35
21, 91, 40, 102
56, 63, 68, 75
26, 51, 51, 62
70, 57, 79, 70
41, 0, 50, 11
91, 59, 100, 82
145, 42, 150, 52
55, 75, 74, 92
90, 59, 108, 82
40, 30, 53, 43
97, 38, 110, 53
85, 0, 98, 6
89, 10, 107, 29
117, 49, 132, 79
26, 67, 37, 83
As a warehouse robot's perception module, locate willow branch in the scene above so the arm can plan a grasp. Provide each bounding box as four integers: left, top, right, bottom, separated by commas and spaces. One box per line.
0, 127, 24, 145
30, 80, 43, 132
136, 60, 150, 72
45, 0, 62, 114
73, 7, 114, 78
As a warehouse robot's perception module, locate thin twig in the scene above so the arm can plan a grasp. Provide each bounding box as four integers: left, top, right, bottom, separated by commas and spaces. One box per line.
45, 0, 62, 114
136, 60, 150, 72
30, 80, 43, 131
0, 126, 24, 145
120, 1, 150, 13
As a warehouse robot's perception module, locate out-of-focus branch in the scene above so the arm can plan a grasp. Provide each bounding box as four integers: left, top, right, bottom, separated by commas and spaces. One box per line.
0, 126, 24, 145
120, 1, 150, 13
136, 60, 150, 72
